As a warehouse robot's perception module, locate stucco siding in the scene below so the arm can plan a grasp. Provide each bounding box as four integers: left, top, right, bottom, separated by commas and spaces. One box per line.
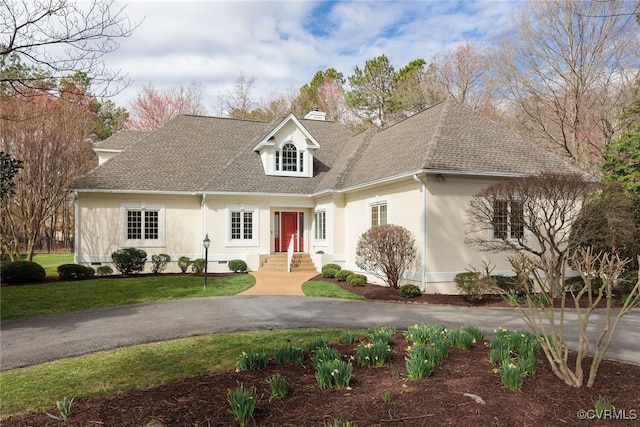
342, 179, 424, 284
424, 176, 515, 292
75, 193, 202, 272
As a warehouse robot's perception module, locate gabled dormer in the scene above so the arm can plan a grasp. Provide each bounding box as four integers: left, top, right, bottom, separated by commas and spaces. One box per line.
254, 114, 320, 178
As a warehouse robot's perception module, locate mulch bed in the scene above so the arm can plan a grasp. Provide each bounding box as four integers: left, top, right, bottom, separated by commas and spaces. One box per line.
4, 276, 639, 426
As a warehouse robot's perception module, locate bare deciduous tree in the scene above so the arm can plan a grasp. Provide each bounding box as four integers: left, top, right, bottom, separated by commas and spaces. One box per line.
0, 0, 139, 98
431, 41, 498, 114
126, 83, 207, 131
0, 92, 96, 260
467, 173, 597, 285
509, 249, 639, 388
222, 72, 257, 119
355, 224, 417, 289
497, 0, 640, 175
467, 173, 639, 387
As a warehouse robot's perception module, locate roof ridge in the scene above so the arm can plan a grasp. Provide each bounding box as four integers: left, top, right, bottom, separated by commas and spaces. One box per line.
331, 130, 376, 189
421, 99, 451, 169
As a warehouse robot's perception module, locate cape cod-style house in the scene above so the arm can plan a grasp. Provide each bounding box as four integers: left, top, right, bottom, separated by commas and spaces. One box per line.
73, 99, 584, 293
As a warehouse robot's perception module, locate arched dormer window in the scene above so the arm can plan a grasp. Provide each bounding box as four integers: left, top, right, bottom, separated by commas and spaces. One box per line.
275, 142, 304, 173
282, 143, 297, 171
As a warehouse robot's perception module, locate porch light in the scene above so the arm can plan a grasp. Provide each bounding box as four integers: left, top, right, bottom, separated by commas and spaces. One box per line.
203, 234, 210, 289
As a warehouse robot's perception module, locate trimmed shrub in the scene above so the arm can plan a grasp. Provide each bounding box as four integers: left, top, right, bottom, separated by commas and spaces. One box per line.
347, 274, 367, 286
111, 248, 147, 275
335, 269, 353, 282
322, 263, 341, 278
177, 256, 191, 273
191, 258, 205, 274
454, 271, 492, 302
151, 253, 171, 274
229, 259, 247, 273
1, 261, 46, 284
399, 284, 422, 298
57, 264, 95, 280
96, 265, 113, 276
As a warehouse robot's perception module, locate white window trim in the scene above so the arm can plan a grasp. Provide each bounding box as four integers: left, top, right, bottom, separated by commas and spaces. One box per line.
271, 139, 309, 177
369, 199, 388, 227
224, 204, 259, 247
120, 203, 166, 248
314, 210, 326, 241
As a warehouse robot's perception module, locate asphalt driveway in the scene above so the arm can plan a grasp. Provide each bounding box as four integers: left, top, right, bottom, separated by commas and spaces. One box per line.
1, 296, 639, 370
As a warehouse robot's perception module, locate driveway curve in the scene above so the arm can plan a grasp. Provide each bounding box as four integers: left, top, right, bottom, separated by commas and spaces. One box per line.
1, 296, 639, 370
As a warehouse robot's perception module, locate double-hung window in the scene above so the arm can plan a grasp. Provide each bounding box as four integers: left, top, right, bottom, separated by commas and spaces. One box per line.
492, 200, 524, 240
121, 203, 165, 247
231, 211, 253, 240
315, 211, 326, 240
370, 203, 388, 227
226, 204, 259, 246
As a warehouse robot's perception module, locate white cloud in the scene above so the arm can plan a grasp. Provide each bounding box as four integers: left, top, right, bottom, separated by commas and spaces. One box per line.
107, 0, 520, 112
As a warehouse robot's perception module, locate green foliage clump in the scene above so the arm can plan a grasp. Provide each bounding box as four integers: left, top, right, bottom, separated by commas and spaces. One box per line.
347, 274, 367, 286
315, 358, 352, 389
367, 326, 396, 344
150, 254, 171, 274
322, 263, 341, 278
405, 324, 446, 345
236, 351, 268, 371
489, 327, 541, 391
57, 264, 95, 280
357, 341, 391, 367
111, 248, 147, 275
312, 346, 342, 368
46, 397, 74, 421
191, 258, 205, 274
305, 338, 328, 353
447, 329, 475, 350
267, 373, 288, 400
227, 384, 257, 426
1, 261, 46, 284
405, 343, 435, 379
177, 256, 191, 273
399, 284, 421, 298
339, 331, 356, 345
273, 344, 303, 364
229, 259, 247, 273
335, 269, 353, 282
96, 265, 113, 276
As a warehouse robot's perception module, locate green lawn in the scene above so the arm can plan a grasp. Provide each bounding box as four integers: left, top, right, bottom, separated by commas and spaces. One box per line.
0, 328, 367, 417
1, 274, 255, 320
302, 280, 366, 300
0, 254, 373, 419
0, 253, 74, 277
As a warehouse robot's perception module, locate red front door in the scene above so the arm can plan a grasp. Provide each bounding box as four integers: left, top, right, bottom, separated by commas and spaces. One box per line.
275, 211, 304, 252
282, 212, 298, 252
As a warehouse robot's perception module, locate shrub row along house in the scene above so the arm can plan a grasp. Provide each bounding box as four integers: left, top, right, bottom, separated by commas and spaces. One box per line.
73, 99, 584, 293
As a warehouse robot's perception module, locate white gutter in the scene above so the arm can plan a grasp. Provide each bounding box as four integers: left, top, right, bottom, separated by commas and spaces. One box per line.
311, 169, 528, 198
413, 174, 428, 292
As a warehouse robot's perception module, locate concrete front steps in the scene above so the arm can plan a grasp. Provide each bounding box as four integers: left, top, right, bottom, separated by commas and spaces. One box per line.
260, 253, 318, 273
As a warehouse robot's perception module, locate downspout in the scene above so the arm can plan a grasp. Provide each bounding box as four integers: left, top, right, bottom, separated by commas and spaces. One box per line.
413, 174, 428, 292
73, 191, 79, 264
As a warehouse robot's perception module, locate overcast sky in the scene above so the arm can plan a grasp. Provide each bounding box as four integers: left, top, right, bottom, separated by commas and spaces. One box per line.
109, 0, 521, 113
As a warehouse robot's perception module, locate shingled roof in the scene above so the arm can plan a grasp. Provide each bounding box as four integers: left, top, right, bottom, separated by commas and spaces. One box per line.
74, 99, 585, 194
